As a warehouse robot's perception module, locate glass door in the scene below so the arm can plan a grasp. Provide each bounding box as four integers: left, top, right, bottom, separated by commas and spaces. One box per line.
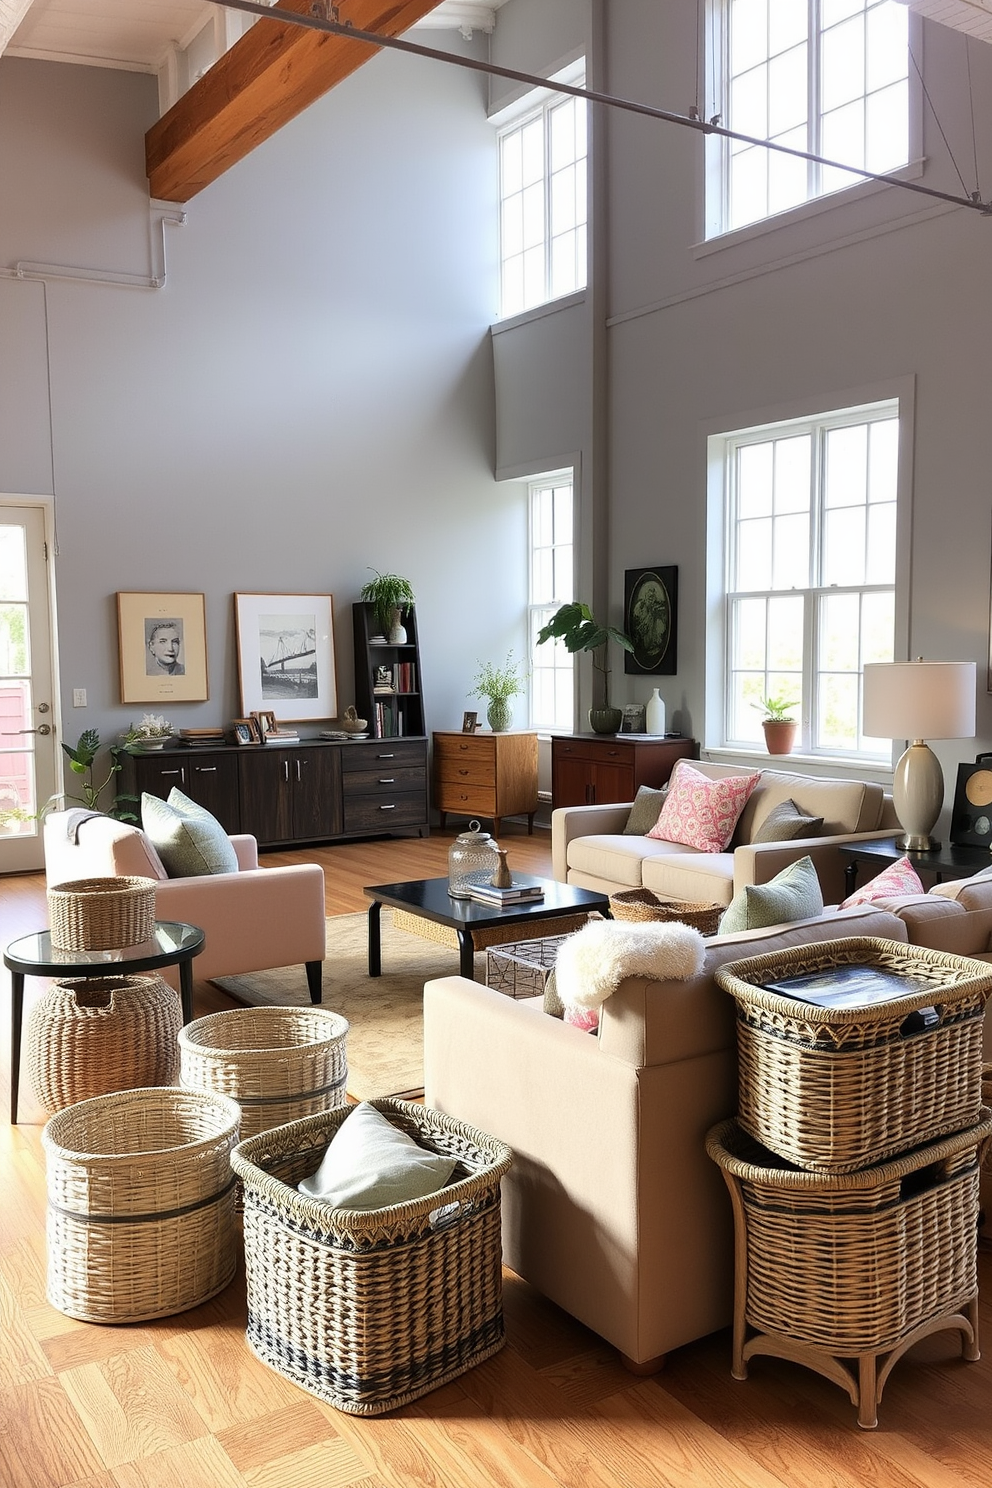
0, 504, 59, 872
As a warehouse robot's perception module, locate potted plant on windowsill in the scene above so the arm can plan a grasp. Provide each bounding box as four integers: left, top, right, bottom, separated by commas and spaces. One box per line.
470, 652, 525, 733
537, 602, 634, 734
360, 569, 416, 644
753, 695, 800, 755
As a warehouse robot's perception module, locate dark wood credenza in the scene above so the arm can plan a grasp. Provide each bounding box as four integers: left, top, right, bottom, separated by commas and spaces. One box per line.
118, 737, 429, 848
550, 733, 698, 808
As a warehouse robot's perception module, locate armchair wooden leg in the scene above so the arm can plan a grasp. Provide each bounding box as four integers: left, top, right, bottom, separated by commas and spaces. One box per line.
619, 1352, 667, 1376
305, 960, 322, 1004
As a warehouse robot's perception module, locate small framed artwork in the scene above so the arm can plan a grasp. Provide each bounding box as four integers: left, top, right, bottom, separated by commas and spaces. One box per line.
232, 718, 259, 745
235, 593, 337, 722
620, 703, 646, 733
250, 709, 277, 740
623, 566, 678, 675
462, 710, 479, 733
949, 759, 992, 847
117, 592, 208, 703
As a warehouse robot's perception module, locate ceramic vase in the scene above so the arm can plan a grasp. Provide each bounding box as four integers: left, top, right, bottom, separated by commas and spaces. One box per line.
588, 706, 623, 735
645, 688, 665, 736
487, 698, 512, 732
387, 609, 407, 645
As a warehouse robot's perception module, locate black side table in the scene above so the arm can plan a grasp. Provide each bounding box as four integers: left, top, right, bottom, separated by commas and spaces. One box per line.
3, 921, 205, 1124
838, 836, 992, 899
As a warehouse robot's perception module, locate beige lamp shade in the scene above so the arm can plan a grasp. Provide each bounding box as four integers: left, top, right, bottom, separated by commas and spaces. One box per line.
863, 661, 977, 851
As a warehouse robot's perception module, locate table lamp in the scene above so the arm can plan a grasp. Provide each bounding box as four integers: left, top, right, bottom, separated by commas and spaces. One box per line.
862, 660, 977, 851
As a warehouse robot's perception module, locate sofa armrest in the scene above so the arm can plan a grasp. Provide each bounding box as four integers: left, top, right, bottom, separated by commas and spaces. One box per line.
734, 828, 909, 906
551, 803, 633, 880
230, 835, 259, 869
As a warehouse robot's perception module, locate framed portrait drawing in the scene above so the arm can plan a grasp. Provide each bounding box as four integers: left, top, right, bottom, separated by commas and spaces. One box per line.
117, 592, 208, 703
624, 566, 678, 675
235, 593, 337, 722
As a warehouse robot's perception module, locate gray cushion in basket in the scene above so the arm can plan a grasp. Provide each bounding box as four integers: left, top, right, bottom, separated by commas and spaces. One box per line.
298, 1101, 457, 1209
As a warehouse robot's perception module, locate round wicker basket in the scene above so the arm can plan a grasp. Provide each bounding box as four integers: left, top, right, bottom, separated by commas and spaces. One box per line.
179, 1005, 349, 1140
608, 888, 723, 936
27, 974, 181, 1114
42, 1086, 241, 1323
48, 876, 157, 951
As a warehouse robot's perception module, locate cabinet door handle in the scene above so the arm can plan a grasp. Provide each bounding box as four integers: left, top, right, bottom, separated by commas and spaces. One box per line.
379, 777, 396, 784
161, 769, 184, 780
379, 803, 396, 811
195, 766, 217, 773
283, 762, 290, 783
377, 753, 396, 759
296, 760, 302, 782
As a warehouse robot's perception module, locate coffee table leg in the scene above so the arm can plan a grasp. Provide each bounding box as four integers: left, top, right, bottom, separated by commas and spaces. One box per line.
457, 929, 476, 980
10, 971, 23, 1125
368, 901, 382, 977
179, 959, 194, 1025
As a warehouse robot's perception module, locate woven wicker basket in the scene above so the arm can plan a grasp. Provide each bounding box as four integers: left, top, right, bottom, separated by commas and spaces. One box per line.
48, 876, 157, 951
27, 974, 181, 1114
42, 1087, 241, 1323
716, 936, 992, 1173
178, 1006, 349, 1140
231, 1099, 512, 1415
982, 1064, 992, 1245
393, 907, 590, 951
608, 889, 723, 935
707, 1112, 991, 1425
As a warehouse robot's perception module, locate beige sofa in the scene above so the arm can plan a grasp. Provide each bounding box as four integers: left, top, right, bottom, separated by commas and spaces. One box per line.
43, 810, 326, 999
552, 758, 900, 908
423, 902, 908, 1370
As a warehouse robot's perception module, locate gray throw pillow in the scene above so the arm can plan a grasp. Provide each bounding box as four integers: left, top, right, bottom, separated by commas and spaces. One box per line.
623, 784, 668, 836
718, 855, 824, 935
543, 967, 566, 1018
297, 1102, 457, 1209
141, 790, 239, 877
752, 798, 824, 844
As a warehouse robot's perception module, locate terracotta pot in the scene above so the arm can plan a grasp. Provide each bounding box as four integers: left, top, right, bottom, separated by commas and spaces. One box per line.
762, 719, 797, 755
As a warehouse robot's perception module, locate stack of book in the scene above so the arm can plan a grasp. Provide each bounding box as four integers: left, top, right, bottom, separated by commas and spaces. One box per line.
266, 726, 300, 743
467, 876, 546, 907
178, 728, 225, 748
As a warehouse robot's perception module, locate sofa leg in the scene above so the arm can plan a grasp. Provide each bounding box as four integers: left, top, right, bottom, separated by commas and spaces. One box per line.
619, 1352, 667, 1376
305, 960, 322, 1004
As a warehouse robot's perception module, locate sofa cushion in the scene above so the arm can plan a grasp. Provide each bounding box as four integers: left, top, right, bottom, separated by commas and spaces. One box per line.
840, 856, 924, 908
298, 1101, 456, 1209
623, 784, 668, 835
649, 763, 760, 852
735, 770, 885, 845
751, 798, 824, 843
929, 864, 992, 908
566, 833, 694, 890
641, 852, 737, 906
141, 791, 239, 877
718, 855, 823, 934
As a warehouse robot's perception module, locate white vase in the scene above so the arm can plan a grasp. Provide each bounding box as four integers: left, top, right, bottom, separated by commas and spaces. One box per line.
387, 608, 407, 645
645, 688, 665, 735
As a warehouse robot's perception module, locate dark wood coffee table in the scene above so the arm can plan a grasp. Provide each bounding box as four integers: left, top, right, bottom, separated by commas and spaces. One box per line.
364, 876, 610, 980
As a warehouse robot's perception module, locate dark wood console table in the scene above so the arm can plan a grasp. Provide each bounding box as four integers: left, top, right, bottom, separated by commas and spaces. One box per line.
550, 734, 697, 808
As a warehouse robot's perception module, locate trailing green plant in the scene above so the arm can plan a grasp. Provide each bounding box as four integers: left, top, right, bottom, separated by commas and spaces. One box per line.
470, 652, 525, 704
536, 602, 633, 709
55, 729, 139, 820
752, 694, 799, 723
360, 569, 416, 637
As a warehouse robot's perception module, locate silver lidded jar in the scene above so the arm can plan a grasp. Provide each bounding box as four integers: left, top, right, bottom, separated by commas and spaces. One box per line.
447, 820, 499, 898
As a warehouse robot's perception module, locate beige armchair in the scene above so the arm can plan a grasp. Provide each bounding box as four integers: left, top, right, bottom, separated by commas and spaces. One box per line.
43, 811, 326, 1003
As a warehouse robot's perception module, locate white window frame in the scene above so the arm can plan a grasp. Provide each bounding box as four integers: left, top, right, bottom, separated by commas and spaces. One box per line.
704, 382, 913, 765
528, 469, 575, 731
494, 59, 587, 321
702, 0, 922, 243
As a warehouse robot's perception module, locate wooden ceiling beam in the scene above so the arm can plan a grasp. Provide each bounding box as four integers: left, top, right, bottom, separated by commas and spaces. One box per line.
146, 0, 442, 203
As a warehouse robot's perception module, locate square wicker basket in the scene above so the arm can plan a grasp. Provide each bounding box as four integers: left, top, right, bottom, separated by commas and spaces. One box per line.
715, 936, 992, 1173
230, 1099, 512, 1415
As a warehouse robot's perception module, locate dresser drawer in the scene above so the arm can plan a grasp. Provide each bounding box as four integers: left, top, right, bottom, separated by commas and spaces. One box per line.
344, 765, 425, 796
343, 791, 427, 834
435, 782, 497, 814
435, 756, 495, 787
434, 734, 496, 768
340, 740, 426, 773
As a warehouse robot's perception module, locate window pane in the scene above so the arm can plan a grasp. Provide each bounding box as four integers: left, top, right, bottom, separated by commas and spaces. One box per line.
861, 589, 894, 663
730, 147, 768, 229
731, 0, 769, 75
551, 231, 577, 298
521, 181, 544, 249
0, 526, 28, 603
868, 419, 898, 502
767, 594, 804, 669
731, 65, 769, 140
521, 119, 543, 186
551, 165, 576, 236
532, 549, 553, 604
501, 256, 524, 318
552, 545, 572, 601
774, 434, 811, 512
769, 0, 807, 53
737, 518, 773, 590
866, 80, 908, 173
866, 504, 896, 583
822, 0, 865, 25
501, 194, 523, 258
533, 488, 553, 546
866, 1, 907, 92
772, 512, 810, 588
820, 672, 859, 749
820, 592, 860, 670
550, 99, 576, 172
822, 15, 865, 113
736, 596, 767, 668
738, 442, 774, 518
553, 485, 572, 535
823, 506, 867, 585
768, 45, 807, 136
822, 97, 866, 172
767, 127, 809, 215
824, 424, 867, 507
0, 605, 28, 675
522, 245, 544, 308
500, 130, 522, 196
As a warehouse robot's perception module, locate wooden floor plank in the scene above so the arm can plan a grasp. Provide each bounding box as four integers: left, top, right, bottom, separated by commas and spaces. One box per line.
0, 1374, 108, 1487
58, 1347, 212, 1469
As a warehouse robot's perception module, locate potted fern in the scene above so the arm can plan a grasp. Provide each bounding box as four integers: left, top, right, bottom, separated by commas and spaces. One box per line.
360, 569, 416, 643
753, 694, 800, 755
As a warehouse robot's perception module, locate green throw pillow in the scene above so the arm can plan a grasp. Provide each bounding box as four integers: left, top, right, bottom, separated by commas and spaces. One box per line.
718, 855, 823, 935
752, 798, 824, 844
297, 1102, 457, 1210
623, 784, 668, 835
141, 790, 239, 877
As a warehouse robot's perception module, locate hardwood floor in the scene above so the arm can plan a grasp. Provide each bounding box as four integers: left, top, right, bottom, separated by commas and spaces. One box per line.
2, 824, 991, 1486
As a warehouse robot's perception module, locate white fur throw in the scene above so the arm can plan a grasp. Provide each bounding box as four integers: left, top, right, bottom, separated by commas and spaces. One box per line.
555, 919, 706, 1011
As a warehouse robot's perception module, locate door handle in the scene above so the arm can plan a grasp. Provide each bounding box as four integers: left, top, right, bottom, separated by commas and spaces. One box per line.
195, 766, 218, 773
379, 803, 396, 810
2, 725, 51, 735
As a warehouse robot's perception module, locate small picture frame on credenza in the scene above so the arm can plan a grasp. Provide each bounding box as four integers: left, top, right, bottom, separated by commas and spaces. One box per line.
462, 711, 480, 733
232, 718, 260, 745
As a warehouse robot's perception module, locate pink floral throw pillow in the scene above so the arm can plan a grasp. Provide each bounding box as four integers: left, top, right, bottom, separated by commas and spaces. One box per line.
840, 856, 925, 908
648, 764, 761, 853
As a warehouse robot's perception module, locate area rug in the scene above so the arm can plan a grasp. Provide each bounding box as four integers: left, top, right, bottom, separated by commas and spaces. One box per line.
212, 911, 485, 1100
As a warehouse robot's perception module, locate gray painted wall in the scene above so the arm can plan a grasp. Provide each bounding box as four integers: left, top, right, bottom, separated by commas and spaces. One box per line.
0, 38, 525, 752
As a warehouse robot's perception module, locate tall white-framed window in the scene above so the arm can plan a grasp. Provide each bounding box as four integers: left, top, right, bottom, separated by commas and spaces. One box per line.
713, 400, 900, 759
705, 0, 911, 238
529, 471, 574, 730
497, 63, 587, 320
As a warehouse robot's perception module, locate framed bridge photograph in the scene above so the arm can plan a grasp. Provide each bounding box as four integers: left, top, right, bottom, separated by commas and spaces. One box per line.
234, 592, 337, 722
